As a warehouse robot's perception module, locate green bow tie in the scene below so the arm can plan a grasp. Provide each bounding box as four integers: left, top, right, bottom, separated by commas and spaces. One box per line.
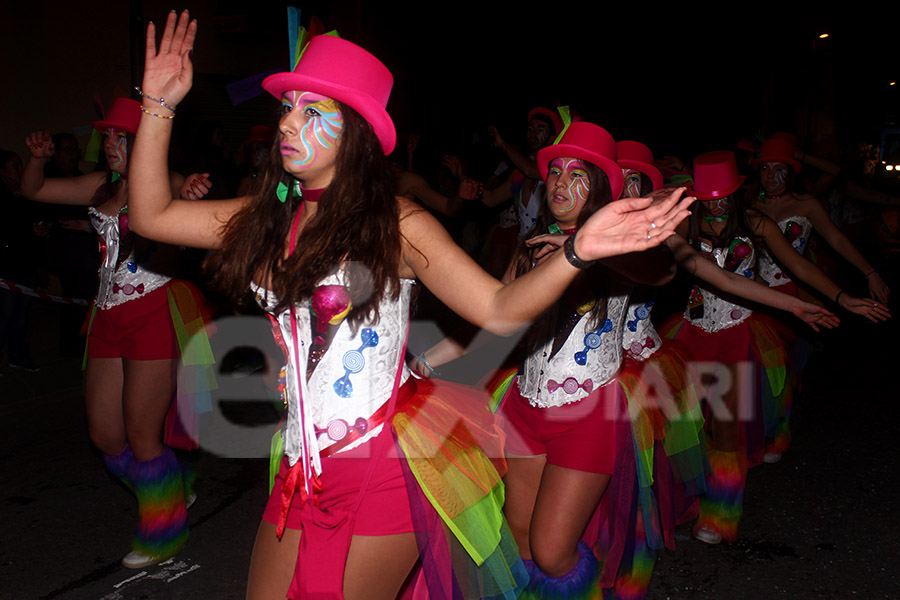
276, 179, 302, 203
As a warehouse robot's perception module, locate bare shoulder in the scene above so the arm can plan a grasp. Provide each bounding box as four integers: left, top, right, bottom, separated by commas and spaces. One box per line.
398, 195, 438, 238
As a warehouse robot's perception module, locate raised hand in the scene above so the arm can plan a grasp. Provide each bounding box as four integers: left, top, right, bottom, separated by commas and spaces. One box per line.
789, 299, 840, 332
143, 10, 197, 110
574, 187, 694, 261
25, 131, 54, 159
180, 172, 211, 200
839, 293, 891, 322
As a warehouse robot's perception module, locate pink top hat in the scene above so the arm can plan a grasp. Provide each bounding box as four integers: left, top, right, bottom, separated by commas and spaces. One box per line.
262, 36, 396, 155
752, 137, 801, 173
528, 107, 564, 138
92, 98, 141, 135
536, 122, 624, 201
691, 150, 746, 200
616, 140, 663, 192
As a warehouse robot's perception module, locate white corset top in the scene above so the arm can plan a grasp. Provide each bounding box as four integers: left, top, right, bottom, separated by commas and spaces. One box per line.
685, 237, 756, 333
89, 206, 170, 309
758, 215, 812, 286
253, 273, 413, 469
519, 281, 631, 408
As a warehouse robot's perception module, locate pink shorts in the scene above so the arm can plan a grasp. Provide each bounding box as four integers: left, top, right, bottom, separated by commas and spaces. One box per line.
262, 428, 415, 535
674, 320, 753, 365
87, 285, 178, 360
498, 379, 623, 474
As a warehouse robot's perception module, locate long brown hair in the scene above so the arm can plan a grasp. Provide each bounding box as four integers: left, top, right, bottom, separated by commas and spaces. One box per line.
206, 104, 400, 326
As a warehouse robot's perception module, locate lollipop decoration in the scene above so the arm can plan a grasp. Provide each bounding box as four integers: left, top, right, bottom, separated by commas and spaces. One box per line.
333, 328, 379, 398
628, 336, 657, 357
574, 318, 613, 366
627, 301, 655, 332
306, 284, 351, 378
724, 240, 752, 272
547, 377, 594, 395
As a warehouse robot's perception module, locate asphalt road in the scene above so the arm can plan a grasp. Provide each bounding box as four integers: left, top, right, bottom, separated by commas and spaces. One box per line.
2, 297, 898, 600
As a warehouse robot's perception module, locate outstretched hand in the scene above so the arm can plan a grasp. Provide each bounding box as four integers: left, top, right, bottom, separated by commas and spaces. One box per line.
790, 300, 840, 332
25, 131, 54, 159
867, 272, 890, 304
839, 294, 891, 323
573, 187, 694, 261
143, 10, 197, 109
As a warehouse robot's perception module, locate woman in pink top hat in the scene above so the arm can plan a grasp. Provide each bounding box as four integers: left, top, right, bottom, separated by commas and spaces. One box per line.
20, 97, 211, 569
128, 12, 693, 600
480, 121, 694, 600
663, 150, 887, 545
751, 135, 892, 458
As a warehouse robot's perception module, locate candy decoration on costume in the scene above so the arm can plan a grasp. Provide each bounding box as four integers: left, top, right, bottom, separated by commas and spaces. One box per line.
724, 240, 752, 271
574, 318, 613, 365
127, 447, 189, 561
547, 377, 594, 394
628, 336, 657, 357
627, 301, 654, 332
333, 328, 378, 398
113, 282, 145, 296
307, 284, 351, 376
315, 416, 368, 442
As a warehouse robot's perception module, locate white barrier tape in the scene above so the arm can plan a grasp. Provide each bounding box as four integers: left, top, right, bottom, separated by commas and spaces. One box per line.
0, 278, 90, 306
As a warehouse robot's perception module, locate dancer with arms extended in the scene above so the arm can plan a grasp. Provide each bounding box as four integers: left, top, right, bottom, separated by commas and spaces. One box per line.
129, 11, 692, 600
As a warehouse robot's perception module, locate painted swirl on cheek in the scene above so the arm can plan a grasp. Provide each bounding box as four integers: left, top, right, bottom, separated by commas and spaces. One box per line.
109, 135, 127, 169
624, 169, 642, 199
292, 99, 343, 168
557, 166, 590, 214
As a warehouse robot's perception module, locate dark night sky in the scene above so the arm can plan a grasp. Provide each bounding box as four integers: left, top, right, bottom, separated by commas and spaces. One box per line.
2, 2, 896, 169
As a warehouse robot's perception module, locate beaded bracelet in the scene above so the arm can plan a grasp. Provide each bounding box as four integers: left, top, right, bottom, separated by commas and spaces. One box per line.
141, 107, 175, 120
134, 86, 177, 112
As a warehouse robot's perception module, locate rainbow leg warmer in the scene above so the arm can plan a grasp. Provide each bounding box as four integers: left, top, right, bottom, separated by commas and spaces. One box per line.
521, 542, 603, 600
608, 519, 656, 600
767, 384, 793, 455
104, 445, 135, 492
694, 445, 747, 542
127, 447, 189, 560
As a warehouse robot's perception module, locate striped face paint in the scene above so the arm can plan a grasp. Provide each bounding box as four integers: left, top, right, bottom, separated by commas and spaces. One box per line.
622, 168, 643, 199
280, 91, 343, 170
547, 157, 591, 226
103, 128, 128, 172
759, 161, 789, 196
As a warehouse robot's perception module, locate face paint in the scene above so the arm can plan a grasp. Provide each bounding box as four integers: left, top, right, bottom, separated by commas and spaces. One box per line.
759, 161, 789, 196
706, 196, 731, 217
103, 128, 128, 172
526, 119, 552, 150
279, 91, 343, 172
547, 157, 591, 226
622, 168, 643, 199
